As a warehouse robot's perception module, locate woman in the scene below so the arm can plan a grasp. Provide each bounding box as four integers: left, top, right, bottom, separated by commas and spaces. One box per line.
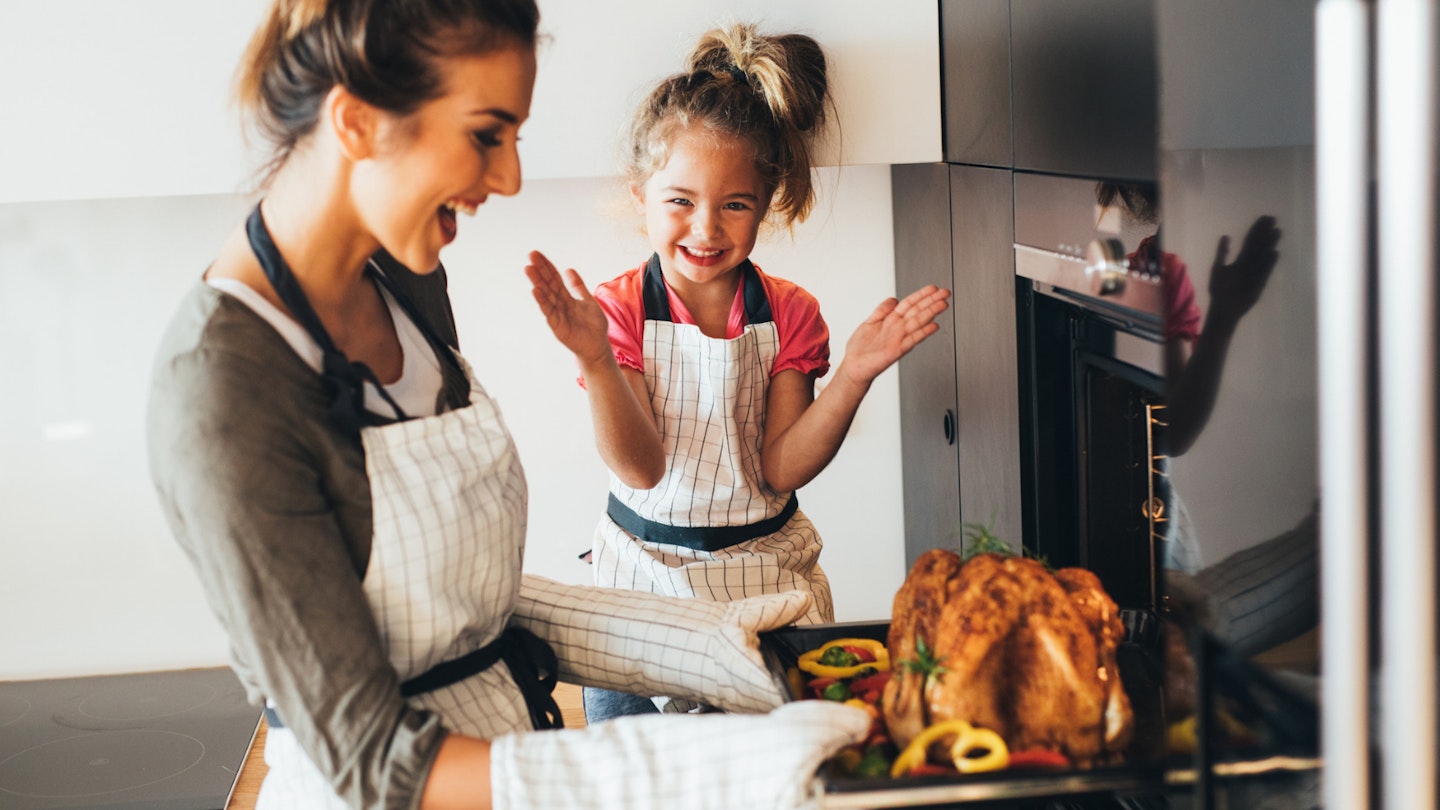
146, 1, 866, 807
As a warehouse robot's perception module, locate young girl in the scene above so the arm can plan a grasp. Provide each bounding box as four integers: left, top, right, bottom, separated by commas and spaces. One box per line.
526, 23, 952, 722
147, 2, 867, 807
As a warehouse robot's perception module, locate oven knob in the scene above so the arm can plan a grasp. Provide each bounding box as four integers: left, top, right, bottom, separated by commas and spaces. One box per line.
1085, 237, 1128, 296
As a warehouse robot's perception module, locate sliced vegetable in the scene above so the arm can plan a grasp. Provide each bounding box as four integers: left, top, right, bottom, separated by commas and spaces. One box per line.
890, 719, 973, 777
841, 644, 878, 663
950, 726, 1009, 774
821, 680, 853, 702
819, 646, 862, 668
806, 676, 838, 699
848, 671, 894, 696
907, 763, 956, 777
1006, 749, 1070, 770
853, 743, 895, 778
798, 638, 892, 679
786, 666, 804, 700
834, 746, 864, 773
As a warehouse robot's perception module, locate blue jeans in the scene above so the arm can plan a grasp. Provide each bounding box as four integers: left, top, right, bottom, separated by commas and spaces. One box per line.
582, 686, 660, 723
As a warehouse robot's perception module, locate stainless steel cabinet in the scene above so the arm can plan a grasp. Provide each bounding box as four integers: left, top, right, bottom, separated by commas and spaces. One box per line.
893, 162, 1021, 567
893, 163, 961, 567
941, 0, 1012, 167
1011, 0, 1157, 180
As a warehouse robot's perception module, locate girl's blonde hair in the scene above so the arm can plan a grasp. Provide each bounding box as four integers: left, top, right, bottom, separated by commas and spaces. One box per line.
625, 23, 834, 228
234, 0, 540, 189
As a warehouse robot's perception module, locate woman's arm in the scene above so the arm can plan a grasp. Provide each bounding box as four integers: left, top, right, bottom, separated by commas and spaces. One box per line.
525, 251, 665, 488
761, 285, 950, 492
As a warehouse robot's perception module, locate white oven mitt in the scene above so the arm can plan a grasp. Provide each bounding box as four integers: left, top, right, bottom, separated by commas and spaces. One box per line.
511, 575, 807, 714
491, 699, 870, 810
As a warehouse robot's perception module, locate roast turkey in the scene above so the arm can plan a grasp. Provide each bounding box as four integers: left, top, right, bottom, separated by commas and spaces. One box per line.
882, 549, 1134, 767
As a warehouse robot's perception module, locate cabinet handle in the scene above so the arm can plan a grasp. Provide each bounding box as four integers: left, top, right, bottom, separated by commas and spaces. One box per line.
943, 409, 956, 445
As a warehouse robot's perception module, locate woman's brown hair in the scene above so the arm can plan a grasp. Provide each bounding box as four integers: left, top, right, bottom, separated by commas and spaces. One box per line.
235, 0, 540, 189
625, 23, 834, 228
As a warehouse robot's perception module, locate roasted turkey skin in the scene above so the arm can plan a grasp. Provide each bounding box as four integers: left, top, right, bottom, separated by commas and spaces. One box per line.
881, 550, 1134, 767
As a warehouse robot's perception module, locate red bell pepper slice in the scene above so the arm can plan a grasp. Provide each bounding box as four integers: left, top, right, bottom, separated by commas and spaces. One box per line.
849, 671, 893, 695
1006, 749, 1071, 770
806, 677, 838, 699
841, 644, 878, 663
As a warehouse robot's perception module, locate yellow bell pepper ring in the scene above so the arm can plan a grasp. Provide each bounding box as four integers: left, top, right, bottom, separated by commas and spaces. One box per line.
950, 725, 1010, 774
786, 666, 805, 700
797, 638, 892, 679
889, 719, 973, 777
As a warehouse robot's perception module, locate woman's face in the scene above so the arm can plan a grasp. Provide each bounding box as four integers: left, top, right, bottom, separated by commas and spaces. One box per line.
353, 41, 537, 274
634, 127, 767, 293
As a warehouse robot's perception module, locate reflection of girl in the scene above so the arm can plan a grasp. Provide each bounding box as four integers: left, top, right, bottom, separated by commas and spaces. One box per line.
148, 2, 866, 807
526, 24, 949, 723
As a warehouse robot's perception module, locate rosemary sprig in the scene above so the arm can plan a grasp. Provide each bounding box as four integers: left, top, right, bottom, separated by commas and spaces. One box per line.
898, 634, 947, 679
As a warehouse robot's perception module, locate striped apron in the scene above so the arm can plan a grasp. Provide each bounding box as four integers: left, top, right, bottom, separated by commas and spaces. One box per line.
243, 206, 557, 807
592, 256, 833, 626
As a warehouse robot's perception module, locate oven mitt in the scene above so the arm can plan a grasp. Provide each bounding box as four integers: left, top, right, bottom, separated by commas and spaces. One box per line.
491, 699, 870, 810
511, 574, 808, 714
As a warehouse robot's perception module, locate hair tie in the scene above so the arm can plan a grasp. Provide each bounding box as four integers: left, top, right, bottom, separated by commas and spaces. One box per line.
726, 65, 750, 87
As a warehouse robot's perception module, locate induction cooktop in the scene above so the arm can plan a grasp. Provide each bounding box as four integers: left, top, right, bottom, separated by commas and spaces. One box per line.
0, 667, 261, 810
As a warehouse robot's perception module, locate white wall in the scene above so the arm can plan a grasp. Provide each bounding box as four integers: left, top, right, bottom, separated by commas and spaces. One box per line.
0, 0, 940, 203
0, 1, 938, 680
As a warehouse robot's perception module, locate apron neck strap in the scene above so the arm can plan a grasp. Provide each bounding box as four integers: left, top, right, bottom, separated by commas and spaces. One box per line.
641, 254, 773, 325
245, 204, 408, 435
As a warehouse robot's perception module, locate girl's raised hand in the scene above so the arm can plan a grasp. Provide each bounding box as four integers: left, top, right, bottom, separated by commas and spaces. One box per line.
840, 284, 952, 385
524, 250, 612, 365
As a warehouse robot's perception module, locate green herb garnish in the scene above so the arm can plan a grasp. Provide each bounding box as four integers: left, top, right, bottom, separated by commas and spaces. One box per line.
898, 634, 947, 679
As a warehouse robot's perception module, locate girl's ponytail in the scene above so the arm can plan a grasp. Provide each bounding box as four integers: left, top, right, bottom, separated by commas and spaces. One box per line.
627, 23, 835, 228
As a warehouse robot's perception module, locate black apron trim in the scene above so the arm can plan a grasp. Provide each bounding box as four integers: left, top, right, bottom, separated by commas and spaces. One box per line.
264, 626, 564, 732
245, 204, 470, 434
640, 254, 772, 325
366, 254, 471, 413
606, 492, 799, 551
641, 254, 672, 322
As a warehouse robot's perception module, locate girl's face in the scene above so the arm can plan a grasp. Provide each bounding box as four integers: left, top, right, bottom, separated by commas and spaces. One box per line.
634, 127, 768, 292
353, 42, 536, 274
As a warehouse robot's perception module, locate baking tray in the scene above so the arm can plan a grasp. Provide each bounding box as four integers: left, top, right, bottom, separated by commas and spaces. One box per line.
758, 620, 1320, 808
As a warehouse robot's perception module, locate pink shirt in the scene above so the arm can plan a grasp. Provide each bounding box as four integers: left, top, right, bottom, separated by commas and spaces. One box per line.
589, 260, 831, 382
1133, 236, 1202, 344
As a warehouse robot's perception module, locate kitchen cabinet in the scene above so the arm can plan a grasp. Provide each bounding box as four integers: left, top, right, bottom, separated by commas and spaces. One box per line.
939, 0, 1156, 180
948, 165, 1022, 551
893, 163, 960, 567
1010, 0, 1157, 180
940, 0, 1012, 167
893, 161, 1021, 567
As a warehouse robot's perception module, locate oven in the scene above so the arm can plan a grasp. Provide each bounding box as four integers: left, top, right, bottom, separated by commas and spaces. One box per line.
1013, 172, 1169, 613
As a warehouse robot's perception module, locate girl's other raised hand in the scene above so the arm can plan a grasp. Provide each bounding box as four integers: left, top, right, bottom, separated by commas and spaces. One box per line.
524, 250, 612, 365
838, 284, 952, 386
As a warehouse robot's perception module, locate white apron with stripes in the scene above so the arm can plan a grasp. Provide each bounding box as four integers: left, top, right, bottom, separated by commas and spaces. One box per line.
592, 315, 833, 626
259, 369, 533, 807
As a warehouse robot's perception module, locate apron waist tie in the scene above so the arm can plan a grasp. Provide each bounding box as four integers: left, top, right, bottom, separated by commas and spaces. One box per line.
606, 492, 798, 551
264, 626, 563, 732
